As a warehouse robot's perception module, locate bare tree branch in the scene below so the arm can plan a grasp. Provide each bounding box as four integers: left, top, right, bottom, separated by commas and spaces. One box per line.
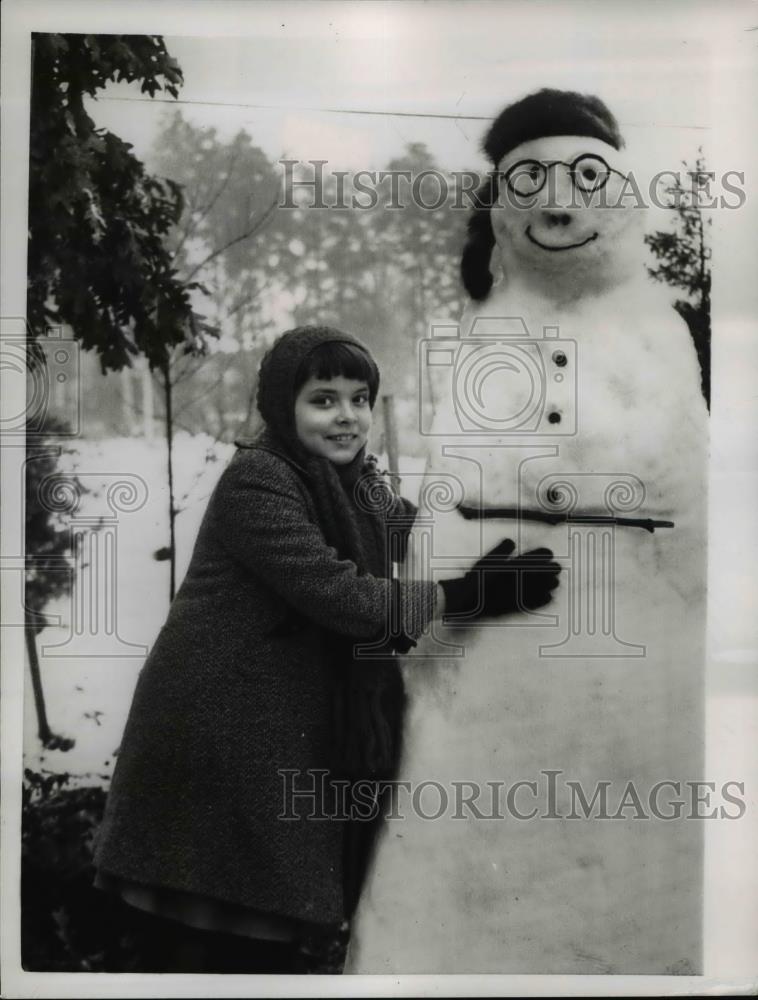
170, 145, 243, 264
184, 195, 279, 282
173, 358, 238, 418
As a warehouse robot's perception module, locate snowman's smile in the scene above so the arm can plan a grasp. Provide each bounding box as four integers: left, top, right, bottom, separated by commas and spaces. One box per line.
526, 226, 599, 252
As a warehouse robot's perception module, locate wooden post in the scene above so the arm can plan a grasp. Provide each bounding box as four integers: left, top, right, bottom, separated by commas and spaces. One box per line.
162, 358, 176, 601
381, 394, 401, 495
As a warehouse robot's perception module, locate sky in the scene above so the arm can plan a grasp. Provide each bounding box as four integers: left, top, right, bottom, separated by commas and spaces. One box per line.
85, 0, 728, 176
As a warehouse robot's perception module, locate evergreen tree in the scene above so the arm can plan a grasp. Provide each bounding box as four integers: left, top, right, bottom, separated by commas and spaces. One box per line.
25, 33, 200, 733
645, 152, 711, 407
28, 33, 198, 370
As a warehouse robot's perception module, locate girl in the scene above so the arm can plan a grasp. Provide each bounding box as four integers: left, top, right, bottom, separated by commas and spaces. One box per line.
93, 325, 560, 973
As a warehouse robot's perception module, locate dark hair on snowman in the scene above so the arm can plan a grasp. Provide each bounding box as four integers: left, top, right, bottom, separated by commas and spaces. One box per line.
461, 88, 624, 301
460, 175, 499, 302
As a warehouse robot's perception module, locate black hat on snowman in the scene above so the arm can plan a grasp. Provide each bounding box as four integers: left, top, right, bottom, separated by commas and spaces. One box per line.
461, 88, 624, 301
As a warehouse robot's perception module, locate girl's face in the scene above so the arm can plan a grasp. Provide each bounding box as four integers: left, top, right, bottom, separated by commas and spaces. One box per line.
294, 375, 372, 464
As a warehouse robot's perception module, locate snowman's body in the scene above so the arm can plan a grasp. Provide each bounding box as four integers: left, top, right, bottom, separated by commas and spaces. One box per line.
348, 132, 708, 973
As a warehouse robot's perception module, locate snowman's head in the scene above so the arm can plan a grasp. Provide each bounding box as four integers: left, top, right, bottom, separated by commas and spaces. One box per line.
462, 90, 646, 302
492, 134, 644, 293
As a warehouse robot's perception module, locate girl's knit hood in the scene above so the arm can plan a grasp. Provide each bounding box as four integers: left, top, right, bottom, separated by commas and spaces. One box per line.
253, 325, 379, 488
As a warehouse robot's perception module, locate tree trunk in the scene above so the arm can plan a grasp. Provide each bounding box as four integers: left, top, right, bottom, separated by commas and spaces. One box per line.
25, 617, 53, 747
142, 360, 155, 440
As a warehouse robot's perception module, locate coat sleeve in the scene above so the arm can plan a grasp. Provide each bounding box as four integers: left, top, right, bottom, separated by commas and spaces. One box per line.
207, 450, 437, 643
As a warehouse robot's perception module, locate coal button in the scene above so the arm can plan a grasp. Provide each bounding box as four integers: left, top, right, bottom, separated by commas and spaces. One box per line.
547, 411, 561, 424
552, 350, 568, 367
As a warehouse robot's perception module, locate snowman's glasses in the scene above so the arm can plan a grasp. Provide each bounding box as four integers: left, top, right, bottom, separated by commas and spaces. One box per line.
498, 154, 626, 197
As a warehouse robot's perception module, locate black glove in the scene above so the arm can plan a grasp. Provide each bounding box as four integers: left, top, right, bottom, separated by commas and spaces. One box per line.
439, 538, 561, 621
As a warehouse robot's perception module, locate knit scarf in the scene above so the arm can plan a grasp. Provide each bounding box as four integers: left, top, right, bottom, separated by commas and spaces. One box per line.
250, 327, 407, 784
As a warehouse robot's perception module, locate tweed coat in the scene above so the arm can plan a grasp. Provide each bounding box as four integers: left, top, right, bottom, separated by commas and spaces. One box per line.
94, 442, 437, 926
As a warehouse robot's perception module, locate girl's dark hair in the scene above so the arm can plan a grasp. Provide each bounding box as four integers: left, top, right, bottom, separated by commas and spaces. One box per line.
294, 340, 380, 406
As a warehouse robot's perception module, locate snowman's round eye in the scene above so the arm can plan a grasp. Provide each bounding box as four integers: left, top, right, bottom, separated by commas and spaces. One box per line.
571, 155, 611, 192
505, 160, 546, 197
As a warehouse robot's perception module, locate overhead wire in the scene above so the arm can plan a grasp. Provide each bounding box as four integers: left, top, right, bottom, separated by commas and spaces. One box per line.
94, 95, 709, 130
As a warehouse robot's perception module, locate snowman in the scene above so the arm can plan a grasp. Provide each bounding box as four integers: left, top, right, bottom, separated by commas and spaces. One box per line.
348, 90, 708, 973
